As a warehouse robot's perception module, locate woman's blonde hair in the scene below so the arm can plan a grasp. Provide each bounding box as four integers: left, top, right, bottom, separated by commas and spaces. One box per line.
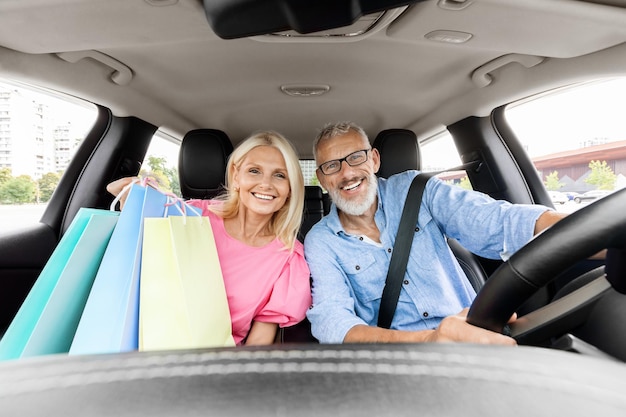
209, 131, 304, 250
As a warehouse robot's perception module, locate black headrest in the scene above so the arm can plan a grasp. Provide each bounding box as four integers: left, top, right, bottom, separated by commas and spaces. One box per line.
178, 129, 234, 199
372, 129, 421, 178
304, 185, 323, 200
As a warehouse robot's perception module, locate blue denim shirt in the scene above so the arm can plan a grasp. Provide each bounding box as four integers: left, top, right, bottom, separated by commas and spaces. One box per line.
304, 170, 549, 344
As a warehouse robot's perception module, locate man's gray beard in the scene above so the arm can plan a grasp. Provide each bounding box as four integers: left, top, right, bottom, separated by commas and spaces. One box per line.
330, 172, 378, 216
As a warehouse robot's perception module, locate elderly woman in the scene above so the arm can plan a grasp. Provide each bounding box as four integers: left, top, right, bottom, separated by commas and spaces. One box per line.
108, 131, 311, 345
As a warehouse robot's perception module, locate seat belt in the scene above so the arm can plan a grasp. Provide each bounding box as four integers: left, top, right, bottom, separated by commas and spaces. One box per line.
377, 161, 480, 329
377, 173, 433, 329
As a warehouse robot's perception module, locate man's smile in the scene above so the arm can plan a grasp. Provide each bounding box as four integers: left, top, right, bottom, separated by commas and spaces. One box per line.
341, 178, 363, 192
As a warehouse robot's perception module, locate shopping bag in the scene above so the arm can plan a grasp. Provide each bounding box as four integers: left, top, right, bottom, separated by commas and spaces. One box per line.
0, 208, 119, 360
139, 215, 235, 351
70, 184, 168, 355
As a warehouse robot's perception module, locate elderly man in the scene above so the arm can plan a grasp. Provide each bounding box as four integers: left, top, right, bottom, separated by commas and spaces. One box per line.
304, 121, 565, 345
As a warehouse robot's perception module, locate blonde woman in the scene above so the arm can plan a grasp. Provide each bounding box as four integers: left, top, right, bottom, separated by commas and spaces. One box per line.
108, 131, 311, 345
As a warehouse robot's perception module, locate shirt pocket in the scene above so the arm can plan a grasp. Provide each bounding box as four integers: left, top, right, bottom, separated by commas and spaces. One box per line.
339, 253, 383, 303
416, 209, 433, 233
408, 211, 441, 264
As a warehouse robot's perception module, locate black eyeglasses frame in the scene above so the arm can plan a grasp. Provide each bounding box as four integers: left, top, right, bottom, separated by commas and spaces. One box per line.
317, 148, 372, 175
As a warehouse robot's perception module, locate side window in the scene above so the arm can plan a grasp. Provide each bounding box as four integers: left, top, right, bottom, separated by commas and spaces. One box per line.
299, 160, 319, 186
141, 130, 182, 197
0, 80, 182, 231
421, 130, 472, 190
504, 78, 626, 213
0, 79, 97, 231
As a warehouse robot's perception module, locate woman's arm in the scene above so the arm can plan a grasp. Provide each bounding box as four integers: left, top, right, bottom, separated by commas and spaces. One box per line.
106, 176, 138, 209
244, 321, 278, 346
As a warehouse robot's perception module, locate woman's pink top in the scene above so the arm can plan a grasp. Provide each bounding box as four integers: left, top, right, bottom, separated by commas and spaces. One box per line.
187, 200, 312, 345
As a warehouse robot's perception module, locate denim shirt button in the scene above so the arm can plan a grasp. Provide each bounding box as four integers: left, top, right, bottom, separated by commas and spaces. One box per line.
355, 265, 360, 271
359, 236, 364, 241
415, 227, 420, 232
403, 280, 409, 285
387, 248, 392, 253
423, 312, 429, 318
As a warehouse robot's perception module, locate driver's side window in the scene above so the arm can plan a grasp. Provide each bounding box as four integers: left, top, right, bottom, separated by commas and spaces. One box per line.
504, 78, 626, 213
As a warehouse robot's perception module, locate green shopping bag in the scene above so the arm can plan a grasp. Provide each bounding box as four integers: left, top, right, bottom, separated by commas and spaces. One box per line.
0, 208, 119, 360
139, 215, 235, 351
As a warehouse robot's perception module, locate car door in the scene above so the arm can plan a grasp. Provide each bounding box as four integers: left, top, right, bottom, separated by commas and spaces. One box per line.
447, 79, 623, 311
0, 82, 156, 334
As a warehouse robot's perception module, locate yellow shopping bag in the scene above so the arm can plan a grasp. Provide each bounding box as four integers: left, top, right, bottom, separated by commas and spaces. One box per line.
139, 215, 235, 351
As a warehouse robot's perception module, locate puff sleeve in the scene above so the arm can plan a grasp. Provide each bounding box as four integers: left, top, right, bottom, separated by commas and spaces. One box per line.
254, 242, 312, 327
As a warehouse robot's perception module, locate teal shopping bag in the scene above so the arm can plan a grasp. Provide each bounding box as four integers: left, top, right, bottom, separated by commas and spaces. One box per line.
0, 208, 119, 360
70, 184, 168, 355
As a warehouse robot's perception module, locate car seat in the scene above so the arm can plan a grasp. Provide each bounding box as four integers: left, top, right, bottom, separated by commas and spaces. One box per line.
299, 185, 325, 242
283, 186, 324, 342
372, 129, 488, 291
178, 129, 234, 200
176, 129, 319, 343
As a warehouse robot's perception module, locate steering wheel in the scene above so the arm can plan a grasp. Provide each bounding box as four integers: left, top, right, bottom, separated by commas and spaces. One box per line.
467, 188, 626, 351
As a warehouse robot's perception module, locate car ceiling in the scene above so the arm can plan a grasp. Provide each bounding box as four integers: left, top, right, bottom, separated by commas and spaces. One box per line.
0, 0, 625, 158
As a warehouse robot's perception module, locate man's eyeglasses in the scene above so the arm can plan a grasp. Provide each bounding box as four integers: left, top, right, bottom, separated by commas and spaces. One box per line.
317, 148, 371, 175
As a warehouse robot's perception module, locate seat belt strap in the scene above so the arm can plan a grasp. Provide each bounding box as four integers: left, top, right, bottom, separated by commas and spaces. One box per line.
377, 161, 480, 329
377, 172, 432, 329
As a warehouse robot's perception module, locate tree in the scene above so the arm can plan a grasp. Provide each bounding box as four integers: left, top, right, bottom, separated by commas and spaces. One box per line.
0, 175, 37, 204
0, 168, 11, 186
142, 155, 180, 196
146, 156, 168, 173
585, 160, 616, 190
168, 172, 181, 197
444, 176, 472, 190
544, 171, 564, 191
458, 176, 473, 190
38, 172, 61, 203
140, 169, 171, 191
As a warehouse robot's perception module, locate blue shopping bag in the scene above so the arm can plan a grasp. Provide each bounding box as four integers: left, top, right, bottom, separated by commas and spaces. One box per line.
70, 184, 169, 355
0, 208, 119, 360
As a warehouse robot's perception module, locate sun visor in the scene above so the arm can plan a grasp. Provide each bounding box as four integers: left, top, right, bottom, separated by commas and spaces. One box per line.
202, 0, 423, 39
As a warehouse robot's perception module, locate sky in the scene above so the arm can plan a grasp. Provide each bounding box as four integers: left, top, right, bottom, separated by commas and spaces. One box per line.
420, 77, 626, 170
505, 78, 626, 158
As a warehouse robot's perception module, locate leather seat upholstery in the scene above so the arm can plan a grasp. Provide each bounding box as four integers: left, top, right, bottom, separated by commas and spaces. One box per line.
373, 128, 421, 176
178, 129, 233, 200
372, 129, 487, 292
299, 185, 324, 242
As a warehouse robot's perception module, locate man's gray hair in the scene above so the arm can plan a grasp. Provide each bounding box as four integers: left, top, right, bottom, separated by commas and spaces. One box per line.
312, 121, 369, 162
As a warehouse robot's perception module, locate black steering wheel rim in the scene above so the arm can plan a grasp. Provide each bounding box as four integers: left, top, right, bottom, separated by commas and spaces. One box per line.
467, 188, 626, 335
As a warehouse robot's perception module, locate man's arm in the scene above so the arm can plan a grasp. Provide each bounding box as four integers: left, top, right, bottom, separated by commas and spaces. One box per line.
533, 210, 605, 259
344, 309, 516, 345
533, 210, 567, 235
305, 230, 370, 344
